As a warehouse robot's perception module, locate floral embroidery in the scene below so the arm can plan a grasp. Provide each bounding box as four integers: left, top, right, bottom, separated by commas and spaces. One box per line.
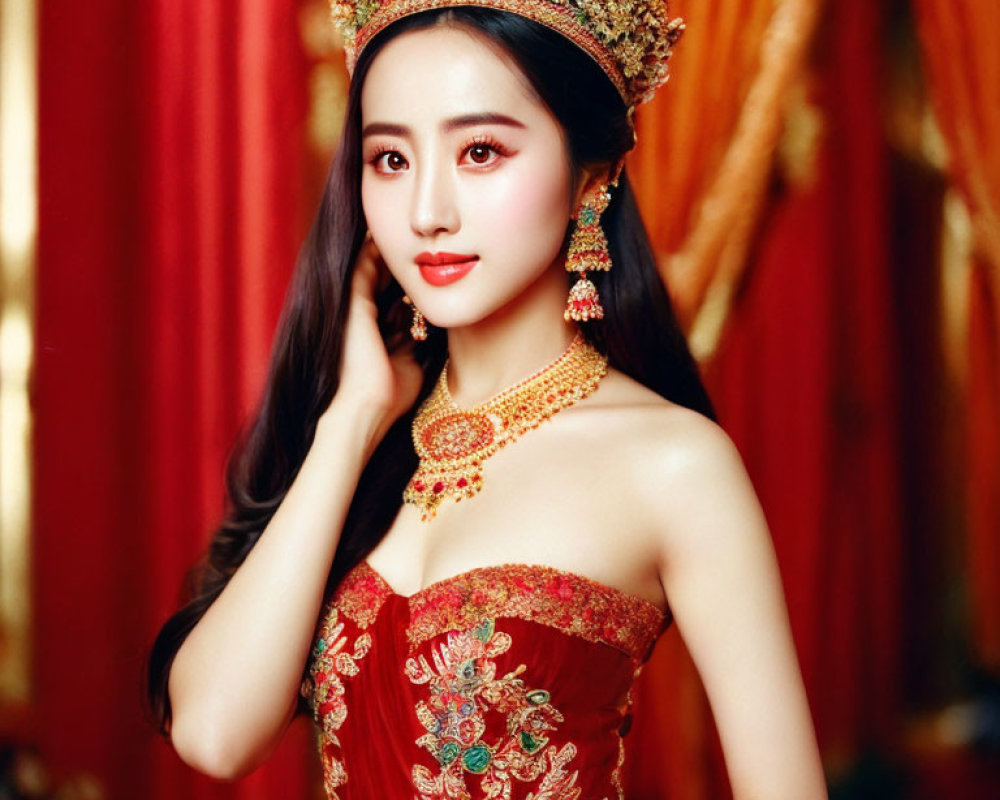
302, 607, 371, 798
302, 563, 391, 798
403, 563, 667, 661
334, 562, 394, 628
405, 616, 585, 800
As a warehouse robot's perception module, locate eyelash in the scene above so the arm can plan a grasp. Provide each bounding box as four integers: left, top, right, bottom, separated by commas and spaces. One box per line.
366, 134, 509, 172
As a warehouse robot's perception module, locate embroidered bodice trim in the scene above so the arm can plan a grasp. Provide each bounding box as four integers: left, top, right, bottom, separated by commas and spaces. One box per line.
332, 561, 395, 628
358, 560, 668, 662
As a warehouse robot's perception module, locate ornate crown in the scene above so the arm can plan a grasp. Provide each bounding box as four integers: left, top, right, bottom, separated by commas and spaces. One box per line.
329, 0, 685, 114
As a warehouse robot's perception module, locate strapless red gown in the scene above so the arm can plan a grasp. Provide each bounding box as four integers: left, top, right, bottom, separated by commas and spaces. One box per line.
301, 559, 671, 799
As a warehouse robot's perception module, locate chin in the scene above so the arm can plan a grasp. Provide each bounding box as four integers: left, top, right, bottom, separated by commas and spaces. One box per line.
402, 285, 505, 330
418, 305, 493, 331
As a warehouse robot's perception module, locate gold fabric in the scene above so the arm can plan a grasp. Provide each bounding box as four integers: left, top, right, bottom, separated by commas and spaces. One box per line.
628, 0, 823, 355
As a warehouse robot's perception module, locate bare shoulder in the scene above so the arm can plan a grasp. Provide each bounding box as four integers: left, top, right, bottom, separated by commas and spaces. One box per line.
582, 367, 767, 558
584, 381, 824, 799
584, 365, 738, 471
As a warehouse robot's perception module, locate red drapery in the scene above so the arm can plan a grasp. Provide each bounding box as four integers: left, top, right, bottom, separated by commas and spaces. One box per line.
911, 0, 1000, 672
36, 1, 316, 797
965, 263, 1000, 669
713, 0, 904, 751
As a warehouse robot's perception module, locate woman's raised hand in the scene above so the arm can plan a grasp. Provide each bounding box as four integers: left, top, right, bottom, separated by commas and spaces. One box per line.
169, 234, 421, 779
324, 235, 424, 449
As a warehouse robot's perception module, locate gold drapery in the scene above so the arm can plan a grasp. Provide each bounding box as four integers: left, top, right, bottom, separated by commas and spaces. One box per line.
629, 0, 824, 357
913, 1, 1000, 273
0, 0, 37, 709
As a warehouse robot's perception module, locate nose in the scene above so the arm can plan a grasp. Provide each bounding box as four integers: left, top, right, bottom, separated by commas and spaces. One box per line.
410, 156, 459, 238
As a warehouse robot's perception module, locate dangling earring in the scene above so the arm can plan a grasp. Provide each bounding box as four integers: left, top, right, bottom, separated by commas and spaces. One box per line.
564, 183, 612, 322
402, 295, 427, 341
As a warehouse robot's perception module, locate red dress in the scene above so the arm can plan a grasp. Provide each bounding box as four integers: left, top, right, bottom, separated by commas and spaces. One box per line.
301, 559, 671, 799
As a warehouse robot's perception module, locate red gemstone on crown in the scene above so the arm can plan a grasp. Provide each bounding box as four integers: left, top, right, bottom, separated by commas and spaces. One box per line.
432, 481, 445, 494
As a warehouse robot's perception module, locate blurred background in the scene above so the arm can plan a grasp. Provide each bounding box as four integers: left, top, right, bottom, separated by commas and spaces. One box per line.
1, 0, 998, 797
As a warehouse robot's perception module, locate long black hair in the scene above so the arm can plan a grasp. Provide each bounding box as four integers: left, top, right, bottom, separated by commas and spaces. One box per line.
146, 6, 714, 734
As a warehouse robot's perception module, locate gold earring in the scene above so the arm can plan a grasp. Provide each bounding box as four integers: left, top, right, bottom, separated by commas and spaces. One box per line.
402, 295, 427, 341
564, 184, 612, 322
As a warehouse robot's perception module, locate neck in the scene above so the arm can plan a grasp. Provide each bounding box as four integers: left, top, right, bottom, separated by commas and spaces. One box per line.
445, 263, 579, 406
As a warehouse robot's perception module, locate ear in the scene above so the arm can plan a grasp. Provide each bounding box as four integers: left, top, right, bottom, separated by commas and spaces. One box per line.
571, 158, 625, 213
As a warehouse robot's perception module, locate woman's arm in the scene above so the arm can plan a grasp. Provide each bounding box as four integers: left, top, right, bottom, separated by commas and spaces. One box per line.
167, 238, 420, 780
167, 398, 379, 780
646, 410, 827, 800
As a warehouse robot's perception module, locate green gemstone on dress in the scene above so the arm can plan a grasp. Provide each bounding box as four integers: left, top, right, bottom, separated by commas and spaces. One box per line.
473, 618, 495, 642
579, 207, 597, 225
520, 731, 541, 753
525, 689, 550, 705
312, 638, 327, 656
439, 740, 460, 765
462, 743, 492, 773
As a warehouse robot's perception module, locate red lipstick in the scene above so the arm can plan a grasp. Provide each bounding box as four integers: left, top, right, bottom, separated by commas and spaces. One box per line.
415, 251, 479, 286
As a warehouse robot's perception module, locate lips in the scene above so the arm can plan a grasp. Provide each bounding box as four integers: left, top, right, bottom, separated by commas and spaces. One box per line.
415, 252, 479, 286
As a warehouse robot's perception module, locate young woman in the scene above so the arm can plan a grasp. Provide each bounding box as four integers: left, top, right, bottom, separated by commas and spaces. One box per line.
148, 3, 826, 798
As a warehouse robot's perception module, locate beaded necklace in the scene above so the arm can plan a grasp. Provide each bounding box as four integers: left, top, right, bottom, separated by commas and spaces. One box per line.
404, 333, 608, 521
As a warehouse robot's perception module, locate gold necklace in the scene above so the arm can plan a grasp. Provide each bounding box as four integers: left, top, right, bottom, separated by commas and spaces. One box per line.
404, 332, 608, 521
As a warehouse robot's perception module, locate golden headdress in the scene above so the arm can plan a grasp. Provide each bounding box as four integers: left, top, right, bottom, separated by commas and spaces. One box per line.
329, 0, 685, 117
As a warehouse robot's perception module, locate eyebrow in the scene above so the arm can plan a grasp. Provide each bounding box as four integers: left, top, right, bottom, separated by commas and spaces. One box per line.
361, 112, 527, 139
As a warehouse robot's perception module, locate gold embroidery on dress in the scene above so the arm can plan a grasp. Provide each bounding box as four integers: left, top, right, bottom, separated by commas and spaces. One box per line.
610, 669, 642, 800
405, 617, 586, 800
301, 564, 391, 798
404, 563, 667, 661
333, 561, 394, 628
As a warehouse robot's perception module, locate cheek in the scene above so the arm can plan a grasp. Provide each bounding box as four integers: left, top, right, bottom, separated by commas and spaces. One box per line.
361, 177, 411, 275
476, 161, 571, 246
361, 179, 399, 237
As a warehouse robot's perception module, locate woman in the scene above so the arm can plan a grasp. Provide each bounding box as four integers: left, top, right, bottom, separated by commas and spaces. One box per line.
148, 2, 826, 797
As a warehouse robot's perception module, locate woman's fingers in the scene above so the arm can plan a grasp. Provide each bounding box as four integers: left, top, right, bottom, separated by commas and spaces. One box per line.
370, 242, 394, 295
351, 238, 381, 299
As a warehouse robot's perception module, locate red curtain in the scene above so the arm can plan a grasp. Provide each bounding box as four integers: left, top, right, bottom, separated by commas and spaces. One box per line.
35, 1, 316, 797
965, 263, 1000, 670
912, 0, 1000, 672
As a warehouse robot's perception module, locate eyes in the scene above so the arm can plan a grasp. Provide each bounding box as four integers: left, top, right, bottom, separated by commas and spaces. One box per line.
365, 135, 510, 174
